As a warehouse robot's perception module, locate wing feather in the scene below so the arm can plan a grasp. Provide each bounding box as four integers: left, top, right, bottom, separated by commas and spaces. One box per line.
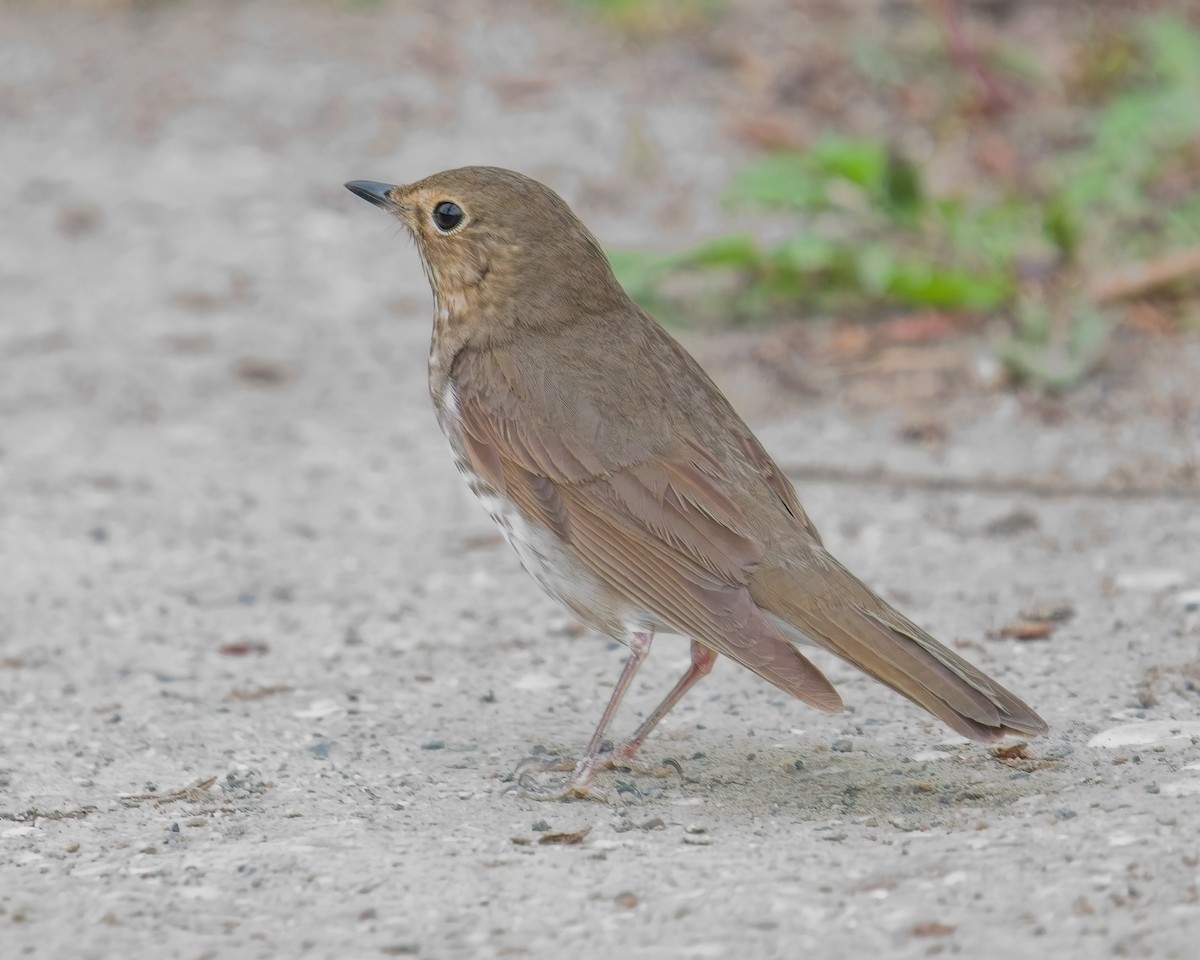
450, 350, 840, 711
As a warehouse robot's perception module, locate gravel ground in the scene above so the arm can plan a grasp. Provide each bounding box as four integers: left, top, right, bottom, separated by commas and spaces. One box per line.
2, 3, 1199, 958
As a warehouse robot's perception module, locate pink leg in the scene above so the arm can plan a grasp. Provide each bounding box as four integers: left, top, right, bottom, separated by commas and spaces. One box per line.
517, 629, 654, 798
611, 640, 716, 763
516, 636, 719, 800
575, 629, 654, 769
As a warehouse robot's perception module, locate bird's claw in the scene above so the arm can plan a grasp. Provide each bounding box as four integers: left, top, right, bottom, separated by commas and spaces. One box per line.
509, 759, 611, 802
594, 746, 685, 780
505, 748, 684, 802
513, 754, 576, 777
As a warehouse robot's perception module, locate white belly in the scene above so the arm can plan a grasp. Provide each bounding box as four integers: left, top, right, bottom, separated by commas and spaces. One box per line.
432, 367, 652, 638
434, 380, 622, 630
472, 481, 605, 612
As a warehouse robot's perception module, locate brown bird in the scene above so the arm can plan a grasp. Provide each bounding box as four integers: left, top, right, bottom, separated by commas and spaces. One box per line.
345, 167, 1047, 800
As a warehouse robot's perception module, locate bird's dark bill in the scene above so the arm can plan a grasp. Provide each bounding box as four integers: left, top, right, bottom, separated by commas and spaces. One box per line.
345, 180, 400, 210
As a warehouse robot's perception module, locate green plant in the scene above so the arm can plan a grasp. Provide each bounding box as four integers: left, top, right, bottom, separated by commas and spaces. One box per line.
994, 298, 1113, 392
569, 0, 723, 33
611, 135, 1032, 317
608, 14, 1200, 389
1054, 16, 1200, 263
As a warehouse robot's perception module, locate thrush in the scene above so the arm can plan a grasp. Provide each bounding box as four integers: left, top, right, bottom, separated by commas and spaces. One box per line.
345, 167, 1047, 800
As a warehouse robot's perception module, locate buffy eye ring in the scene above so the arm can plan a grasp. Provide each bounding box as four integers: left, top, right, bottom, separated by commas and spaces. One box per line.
432, 201, 464, 232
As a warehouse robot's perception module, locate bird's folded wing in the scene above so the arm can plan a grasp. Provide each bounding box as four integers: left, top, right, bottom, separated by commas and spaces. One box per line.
453, 377, 842, 712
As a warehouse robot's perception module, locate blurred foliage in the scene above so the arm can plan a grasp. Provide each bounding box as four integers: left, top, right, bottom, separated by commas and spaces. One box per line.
610, 13, 1200, 389
570, 0, 723, 33
993, 298, 1112, 392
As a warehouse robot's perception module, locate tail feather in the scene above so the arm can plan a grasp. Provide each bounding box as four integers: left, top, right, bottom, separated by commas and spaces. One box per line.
751, 560, 1047, 742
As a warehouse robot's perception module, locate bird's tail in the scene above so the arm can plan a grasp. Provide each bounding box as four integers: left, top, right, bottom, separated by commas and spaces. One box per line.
750, 560, 1047, 742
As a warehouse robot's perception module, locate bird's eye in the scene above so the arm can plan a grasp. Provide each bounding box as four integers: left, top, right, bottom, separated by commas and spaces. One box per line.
432, 201, 464, 232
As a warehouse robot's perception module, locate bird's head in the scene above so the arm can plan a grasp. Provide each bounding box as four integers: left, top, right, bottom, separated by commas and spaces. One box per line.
345, 166, 626, 342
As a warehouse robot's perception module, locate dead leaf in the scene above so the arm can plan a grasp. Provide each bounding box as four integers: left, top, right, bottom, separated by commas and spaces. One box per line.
537, 826, 591, 846
995, 621, 1054, 640
993, 743, 1030, 764
1018, 603, 1075, 623
232, 357, 295, 386
911, 921, 956, 938
491, 75, 552, 107
218, 640, 270, 657
459, 533, 504, 551
825, 323, 872, 358
879, 311, 966, 344
734, 114, 808, 151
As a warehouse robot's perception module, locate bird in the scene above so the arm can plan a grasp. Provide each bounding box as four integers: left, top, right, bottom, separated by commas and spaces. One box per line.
345, 167, 1047, 800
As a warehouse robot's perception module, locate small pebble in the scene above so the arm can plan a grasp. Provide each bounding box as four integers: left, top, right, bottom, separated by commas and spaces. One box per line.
831, 739, 853, 753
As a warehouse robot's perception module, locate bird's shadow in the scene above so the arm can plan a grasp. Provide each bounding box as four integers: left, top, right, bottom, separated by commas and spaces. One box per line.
512, 735, 1073, 823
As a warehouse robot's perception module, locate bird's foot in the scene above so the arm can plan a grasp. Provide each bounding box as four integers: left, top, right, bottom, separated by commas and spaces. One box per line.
507, 745, 683, 802
594, 742, 685, 780
512, 753, 577, 776
510, 756, 621, 803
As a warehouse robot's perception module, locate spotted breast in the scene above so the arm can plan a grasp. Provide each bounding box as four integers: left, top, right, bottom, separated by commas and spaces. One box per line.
431, 367, 635, 639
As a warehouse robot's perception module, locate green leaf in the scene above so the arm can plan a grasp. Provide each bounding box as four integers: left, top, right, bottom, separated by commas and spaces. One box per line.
810, 136, 887, 191
673, 233, 761, 270
882, 152, 923, 218
726, 153, 829, 211
994, 301, 1112, 392
886, 262, 1011, 309
1042, 194, 1080, 261
772, 234, 839, 273
1142, 16, 1200, 88
855, 244, 895, 296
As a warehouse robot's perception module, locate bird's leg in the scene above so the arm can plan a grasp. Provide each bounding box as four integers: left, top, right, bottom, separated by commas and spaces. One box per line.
602, 640, 716, 771
516, 629, 654, 800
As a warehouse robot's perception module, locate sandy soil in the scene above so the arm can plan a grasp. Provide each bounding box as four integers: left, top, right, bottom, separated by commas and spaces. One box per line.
2, 2, 1199, 958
